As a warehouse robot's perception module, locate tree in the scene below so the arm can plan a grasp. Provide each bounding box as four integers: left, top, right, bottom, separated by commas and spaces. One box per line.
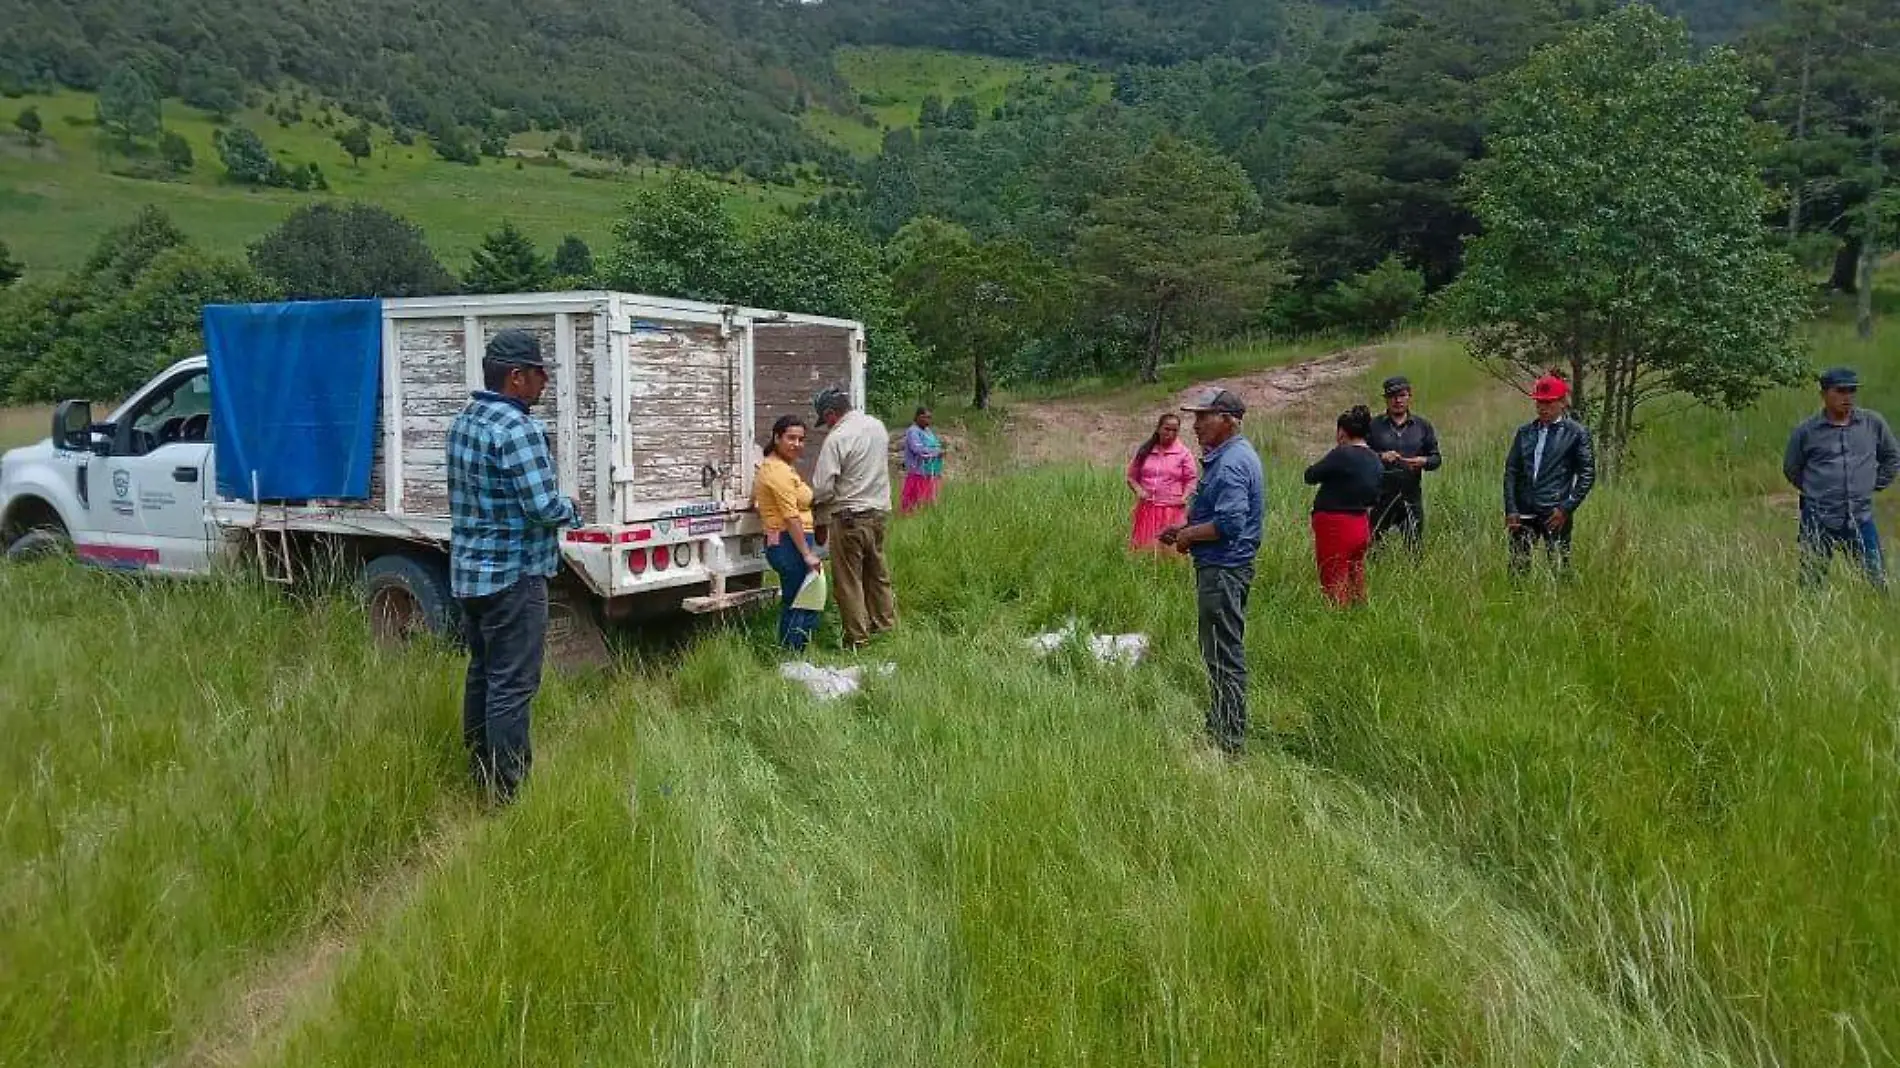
337, 122, 372, 167
215, 126, 281, 185
918, 94, 946, 129
551, 235, 595, 280
1075, 135, 1284, 382
1441, 5, 1810, 468
14, 106, 42, 146
249, 202, 457, 299
599, 176, 750, 301
465, 221, 550, 294
0, 240, 20, 289
889, 218, 1069, 409
945, 95, 980, 130
96, 66, 161, 148
159, 130, 194, 175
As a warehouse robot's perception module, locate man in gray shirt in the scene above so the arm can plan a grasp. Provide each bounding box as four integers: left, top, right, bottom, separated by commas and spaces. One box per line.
1784, 366, 1900, 589
811, 386, 897, 648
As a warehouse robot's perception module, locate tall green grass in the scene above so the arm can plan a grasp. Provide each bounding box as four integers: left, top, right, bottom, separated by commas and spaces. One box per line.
3, 314, 1897, 1066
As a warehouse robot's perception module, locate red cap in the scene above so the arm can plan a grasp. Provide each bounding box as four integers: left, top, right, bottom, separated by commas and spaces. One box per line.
1530, 375, 1570, 402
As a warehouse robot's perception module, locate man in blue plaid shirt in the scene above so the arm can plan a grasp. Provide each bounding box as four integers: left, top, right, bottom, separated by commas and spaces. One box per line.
449, 328, 580, 803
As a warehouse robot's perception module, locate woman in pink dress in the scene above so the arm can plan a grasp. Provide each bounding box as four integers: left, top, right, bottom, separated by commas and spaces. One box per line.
1127, 413, 1198, 551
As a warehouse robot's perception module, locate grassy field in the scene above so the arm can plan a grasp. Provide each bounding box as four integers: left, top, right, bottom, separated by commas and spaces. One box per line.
804, 46, 1105, 157
0, 90, 812, 279
3, 304, 1898, 1065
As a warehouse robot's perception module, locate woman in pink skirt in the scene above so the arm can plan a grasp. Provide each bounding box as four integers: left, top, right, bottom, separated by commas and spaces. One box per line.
900, 407, 945, 514
1127, 413, 1198, 551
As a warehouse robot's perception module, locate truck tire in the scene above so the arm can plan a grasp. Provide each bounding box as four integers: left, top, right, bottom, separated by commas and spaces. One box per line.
5, 525, 71, 563
362, 553, 462, 647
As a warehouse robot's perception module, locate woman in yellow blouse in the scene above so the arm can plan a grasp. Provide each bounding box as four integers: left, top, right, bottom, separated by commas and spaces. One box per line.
754, 414, 824, 650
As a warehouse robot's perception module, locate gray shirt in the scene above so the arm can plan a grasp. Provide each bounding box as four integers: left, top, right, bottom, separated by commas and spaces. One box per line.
811, 410, 893, 517
1784, 409, 1900, 526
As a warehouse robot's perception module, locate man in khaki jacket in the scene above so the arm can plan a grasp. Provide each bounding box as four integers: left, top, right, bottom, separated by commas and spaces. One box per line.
811, 386, 897, 648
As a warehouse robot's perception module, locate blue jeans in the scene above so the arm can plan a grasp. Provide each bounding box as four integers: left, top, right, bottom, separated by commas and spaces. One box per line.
458, 575, 547, 802
766, 534, 822, 651
1799, 500, 1885, 589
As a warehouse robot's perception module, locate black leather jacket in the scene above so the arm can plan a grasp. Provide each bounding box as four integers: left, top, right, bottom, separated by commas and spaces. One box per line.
1503, 417, 1596, 516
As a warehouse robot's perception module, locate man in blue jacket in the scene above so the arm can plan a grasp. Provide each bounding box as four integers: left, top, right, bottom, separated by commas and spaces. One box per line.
1784, 366, 1899, 589
1161, 388, 1265, 757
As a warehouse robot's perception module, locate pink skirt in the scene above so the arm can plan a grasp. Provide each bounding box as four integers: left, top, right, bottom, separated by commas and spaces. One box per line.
901, 473, 941, 514
1130, 501, 1187, 550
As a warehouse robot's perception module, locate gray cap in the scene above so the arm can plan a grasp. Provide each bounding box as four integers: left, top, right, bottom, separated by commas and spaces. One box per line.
1382, 375, 1412, 397
813, 386, 852, 416
1182, 387, 1245, 417
486, 328, 546, 368
1819, 366, 1860, 390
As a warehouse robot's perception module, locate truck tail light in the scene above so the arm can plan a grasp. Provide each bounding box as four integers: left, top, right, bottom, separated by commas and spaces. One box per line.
653, 544, 671, 571
675, 542, 695, 568
626, 548, 648, 575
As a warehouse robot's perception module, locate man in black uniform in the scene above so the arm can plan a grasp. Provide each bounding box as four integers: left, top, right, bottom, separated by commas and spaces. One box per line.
1366, 376, 1442, 552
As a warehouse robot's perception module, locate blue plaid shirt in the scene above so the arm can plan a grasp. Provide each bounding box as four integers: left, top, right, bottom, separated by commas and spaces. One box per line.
447, 391, 580, 599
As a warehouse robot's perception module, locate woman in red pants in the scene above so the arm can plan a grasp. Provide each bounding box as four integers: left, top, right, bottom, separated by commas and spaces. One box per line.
1303, 405, 1385, 606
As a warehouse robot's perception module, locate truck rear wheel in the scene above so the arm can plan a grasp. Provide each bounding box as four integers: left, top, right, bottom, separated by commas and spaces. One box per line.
362, 553, 462, 647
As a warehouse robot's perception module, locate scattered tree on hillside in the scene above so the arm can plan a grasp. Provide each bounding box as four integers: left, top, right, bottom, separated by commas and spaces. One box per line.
889, 217, 1069, 409
96, 66, 161, 149
918, 94, 947, 129
945, 95, 980, 130
249, 203, 457, 300
600, 177, 751, 301
215, 126, 280, 185
14, 106, 42, 146
551, 235, 595, 281
1442, 5, 1809, 468
465, 222, 550, 294
1075, 135, 1284, 383
337, 122, 372, 168
0, 240, 20, 289
159, 130, 193, 175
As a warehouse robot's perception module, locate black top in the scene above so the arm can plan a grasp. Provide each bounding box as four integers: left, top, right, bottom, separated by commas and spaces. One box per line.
1365, 413, 1443, 496
1304, 444, 1385, 514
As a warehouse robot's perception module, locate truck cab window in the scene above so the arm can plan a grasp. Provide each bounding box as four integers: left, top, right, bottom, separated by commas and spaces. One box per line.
125, 370, 213, 455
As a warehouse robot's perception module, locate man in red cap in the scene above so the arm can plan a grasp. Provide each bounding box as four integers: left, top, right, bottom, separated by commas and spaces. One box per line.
1502, 375, 1596, 575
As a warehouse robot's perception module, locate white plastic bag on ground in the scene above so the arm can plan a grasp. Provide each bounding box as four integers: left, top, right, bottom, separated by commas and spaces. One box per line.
778, 661, 895, 701
1025, 619, 1149, 666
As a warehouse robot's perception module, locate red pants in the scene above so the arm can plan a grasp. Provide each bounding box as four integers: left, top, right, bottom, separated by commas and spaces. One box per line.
1312, 511, 1370, 606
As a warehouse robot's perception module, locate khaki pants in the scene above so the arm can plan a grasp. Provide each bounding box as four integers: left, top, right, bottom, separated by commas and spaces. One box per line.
830, 510, 897, 645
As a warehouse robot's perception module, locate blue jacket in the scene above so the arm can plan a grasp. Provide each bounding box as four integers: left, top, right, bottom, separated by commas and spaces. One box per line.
1187, 434, 1265, 568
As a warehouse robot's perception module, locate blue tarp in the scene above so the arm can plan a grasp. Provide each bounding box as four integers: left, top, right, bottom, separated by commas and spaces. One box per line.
206, 300, 383, 502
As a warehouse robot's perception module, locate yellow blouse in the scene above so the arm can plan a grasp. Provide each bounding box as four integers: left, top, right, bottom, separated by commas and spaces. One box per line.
753, 455, 815, 536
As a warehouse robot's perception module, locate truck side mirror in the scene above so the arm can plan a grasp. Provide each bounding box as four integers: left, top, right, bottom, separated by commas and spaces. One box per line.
51, 400, 92, 452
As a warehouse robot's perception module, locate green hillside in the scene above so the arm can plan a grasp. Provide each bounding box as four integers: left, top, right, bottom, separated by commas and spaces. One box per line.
804, 46, 1104, 156
0, 90, 812, 278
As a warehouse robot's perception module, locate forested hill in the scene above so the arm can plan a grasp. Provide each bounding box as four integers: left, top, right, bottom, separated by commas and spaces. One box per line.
813, 0, 1774, 62
0, 0, 847, 173
0, 0, 1776, 175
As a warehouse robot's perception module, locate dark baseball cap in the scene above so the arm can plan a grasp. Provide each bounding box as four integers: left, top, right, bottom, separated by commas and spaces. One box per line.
1182, 388, 1246, 417
813, 386, 852, 416
1382, 375, 1412, 397
1819, 367, 1860, 390
486, 328, 546, 368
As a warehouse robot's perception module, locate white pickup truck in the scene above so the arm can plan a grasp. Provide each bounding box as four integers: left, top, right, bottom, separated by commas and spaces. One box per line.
0, 291, 866, 656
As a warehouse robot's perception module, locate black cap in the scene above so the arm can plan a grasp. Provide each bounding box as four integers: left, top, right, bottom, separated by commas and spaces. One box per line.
1182, 387, 1246, 417
1819, 367, 1860, 390
1382, 375, 1412, 397
486, 328, 546, 368
813, 386, 852, 416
